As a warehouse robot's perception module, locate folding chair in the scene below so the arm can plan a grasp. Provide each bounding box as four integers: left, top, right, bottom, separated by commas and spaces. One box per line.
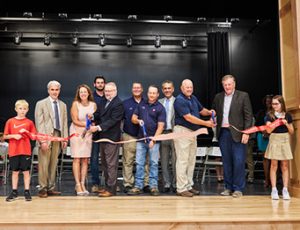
201, 145, 223, 184
30, 146, 39, 178
59, 146, 73, 181
195, 147, 207, 179
0, 142, 9, 184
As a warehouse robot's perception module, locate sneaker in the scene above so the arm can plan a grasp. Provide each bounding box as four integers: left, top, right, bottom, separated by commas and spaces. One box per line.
232, 191, 243, 198
6, 191, 18, 202
24, 191, 32, 201
282, 188, 291, 200
91, 185, 99, 193
271, 188, 279, 200
220, 189, 232, 196
150, 188, 160, 196
127, 187, 143, 195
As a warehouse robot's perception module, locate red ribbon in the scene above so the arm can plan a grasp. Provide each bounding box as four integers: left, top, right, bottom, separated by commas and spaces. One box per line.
230, 118, 284, 134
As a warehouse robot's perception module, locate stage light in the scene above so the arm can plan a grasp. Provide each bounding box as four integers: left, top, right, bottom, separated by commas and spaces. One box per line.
128, 15, 137, 20
93, 14, 102, 19
126, 36, 133, 47
164, 15, 172, 22
197, 17, 207, 22
58, 13, 68, 19
14, 33, 21, 45
154, 35, 161, 48
71, 34, 79, 46
23, 12, 32, 18
181, 38, 188, 49
44, 34, 51, 46
99, 34, 106, 47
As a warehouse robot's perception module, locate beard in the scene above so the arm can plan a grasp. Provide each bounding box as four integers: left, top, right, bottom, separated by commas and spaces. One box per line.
95, 86, 104, 92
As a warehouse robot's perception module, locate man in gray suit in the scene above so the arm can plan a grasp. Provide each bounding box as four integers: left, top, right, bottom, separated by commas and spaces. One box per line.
212, 75, 253, 198
159, 80, 176, 193
35, 80, 68, 198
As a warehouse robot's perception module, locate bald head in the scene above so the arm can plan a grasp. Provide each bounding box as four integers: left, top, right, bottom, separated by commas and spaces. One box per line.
181, 79, 194, 98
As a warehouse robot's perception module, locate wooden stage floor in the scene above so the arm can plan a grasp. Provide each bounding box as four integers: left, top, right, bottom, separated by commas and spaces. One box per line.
1, 195, 300, 229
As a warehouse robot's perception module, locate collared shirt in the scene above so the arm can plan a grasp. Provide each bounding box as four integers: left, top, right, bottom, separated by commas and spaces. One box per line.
134, 100, 166, 138
93, 90, 106, 107
163, 96, 174, 130
174, 93, 204, 131
221, 91, 234, 127
123, 97, 144, 137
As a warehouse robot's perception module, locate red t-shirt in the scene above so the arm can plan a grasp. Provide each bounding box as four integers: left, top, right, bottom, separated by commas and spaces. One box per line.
4, 117, 37, 157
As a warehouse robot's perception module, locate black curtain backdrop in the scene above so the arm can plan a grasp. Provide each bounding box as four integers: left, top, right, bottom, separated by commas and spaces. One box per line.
207, 32, 230, 106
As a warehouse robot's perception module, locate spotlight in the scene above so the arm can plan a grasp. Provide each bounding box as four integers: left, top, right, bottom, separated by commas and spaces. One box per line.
230, 18, 240, 23
14, 33, 21, 45
154, 35, 161, 48
44, 34, 51, 46
197, 17, 207, 22
126, 36, 133, 47
164, 15, 172, 22
93, 14, 102, 19
128, 15, 137, 20
99, 34, 106, 47
58, 13, 68, 19
71, 35, 79, 46
23, 12, 32, 18
181, 38, 188, 49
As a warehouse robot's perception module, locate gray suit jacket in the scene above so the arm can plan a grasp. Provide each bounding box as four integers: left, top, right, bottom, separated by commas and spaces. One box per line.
35, 97, 68, 144
212, 90, 253, 142
159, 96, 175, 129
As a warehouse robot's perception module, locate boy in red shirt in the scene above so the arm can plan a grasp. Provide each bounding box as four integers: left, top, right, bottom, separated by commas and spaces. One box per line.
4, 99, 36, 202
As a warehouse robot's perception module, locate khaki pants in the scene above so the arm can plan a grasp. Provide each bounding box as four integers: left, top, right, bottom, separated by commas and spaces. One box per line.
173, 125, 197, 193
38, 130, 61, 191
122, 133, 149, 187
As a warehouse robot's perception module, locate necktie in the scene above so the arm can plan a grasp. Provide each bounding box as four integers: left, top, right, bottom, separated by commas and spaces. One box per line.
105, 100, 110, 109
53, 101, 60, 130
165, 99, 170, 130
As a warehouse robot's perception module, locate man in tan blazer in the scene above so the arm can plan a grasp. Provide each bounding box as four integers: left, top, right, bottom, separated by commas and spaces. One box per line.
35, 80, 68, 198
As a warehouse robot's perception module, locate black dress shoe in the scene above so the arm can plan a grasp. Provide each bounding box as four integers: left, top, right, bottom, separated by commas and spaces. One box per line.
163, 187, 170, 193
143, 185, 151, 193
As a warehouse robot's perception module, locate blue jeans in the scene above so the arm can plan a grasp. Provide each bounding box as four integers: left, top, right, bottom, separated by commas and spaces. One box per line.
134, 142, 160, 189
218, 128, 246, 192
90, 142, 100, 186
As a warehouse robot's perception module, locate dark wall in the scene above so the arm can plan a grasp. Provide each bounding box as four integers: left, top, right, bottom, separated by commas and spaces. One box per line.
0, 17, 280, 130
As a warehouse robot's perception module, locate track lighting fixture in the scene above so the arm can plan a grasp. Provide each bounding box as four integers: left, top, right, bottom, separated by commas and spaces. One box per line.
128, 15, 137, 20
58, 13, 68, 19
44, 34, 51, 46
99, 34, 106, 47
181, 38, 187, 48
93, 14, 102, 19
126, 36, 133, 47
154, 35, 161, 48
164, 15, 172, 22
71, 34, 79, 46
23, 12, 32, 18
14, 33, 21, 45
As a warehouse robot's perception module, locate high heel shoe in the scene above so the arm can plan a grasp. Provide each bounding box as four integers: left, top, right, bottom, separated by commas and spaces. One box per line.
75, 183, 85, 196
81, 182, 89, 195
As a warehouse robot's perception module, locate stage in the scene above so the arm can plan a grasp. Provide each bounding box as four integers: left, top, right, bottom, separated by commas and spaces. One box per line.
1, 195, 300, 229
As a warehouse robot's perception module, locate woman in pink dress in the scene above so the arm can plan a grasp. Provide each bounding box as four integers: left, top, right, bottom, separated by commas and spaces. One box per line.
70, 84, 96, 195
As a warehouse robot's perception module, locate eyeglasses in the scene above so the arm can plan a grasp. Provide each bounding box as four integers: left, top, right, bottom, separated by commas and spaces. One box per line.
272, 103, 280, 105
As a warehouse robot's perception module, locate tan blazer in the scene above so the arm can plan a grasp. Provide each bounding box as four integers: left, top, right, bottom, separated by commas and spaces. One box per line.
35, 97, 68, 144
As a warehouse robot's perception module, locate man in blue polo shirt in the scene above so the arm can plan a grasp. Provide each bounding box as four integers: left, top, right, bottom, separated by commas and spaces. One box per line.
174, 79, 215, 197
128, 85, 166, 196
122, 82, 150, 193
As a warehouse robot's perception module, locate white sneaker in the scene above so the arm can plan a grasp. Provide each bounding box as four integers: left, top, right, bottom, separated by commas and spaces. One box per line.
282, 188, 291, 200
271, 188, 279, 200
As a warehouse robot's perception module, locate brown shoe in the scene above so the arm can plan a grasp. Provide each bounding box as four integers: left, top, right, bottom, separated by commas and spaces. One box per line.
99, 190, 113, 197
98, 187, 106, 193
47, 190, 61, 196
176, 190, 193, 197
38, 190, 48, 198
189, 188, 200, 195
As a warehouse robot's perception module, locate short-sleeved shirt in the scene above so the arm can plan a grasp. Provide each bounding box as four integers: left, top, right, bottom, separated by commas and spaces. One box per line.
93, 91, 106, 108
174, 93, 204, 131
123, 97, 144, 137
4, 117, 36, 157
133, 100, 166, 138
266, 113, 292, 133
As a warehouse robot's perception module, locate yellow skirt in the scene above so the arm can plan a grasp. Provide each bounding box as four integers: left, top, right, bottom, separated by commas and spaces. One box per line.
265, 133, 293, 160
